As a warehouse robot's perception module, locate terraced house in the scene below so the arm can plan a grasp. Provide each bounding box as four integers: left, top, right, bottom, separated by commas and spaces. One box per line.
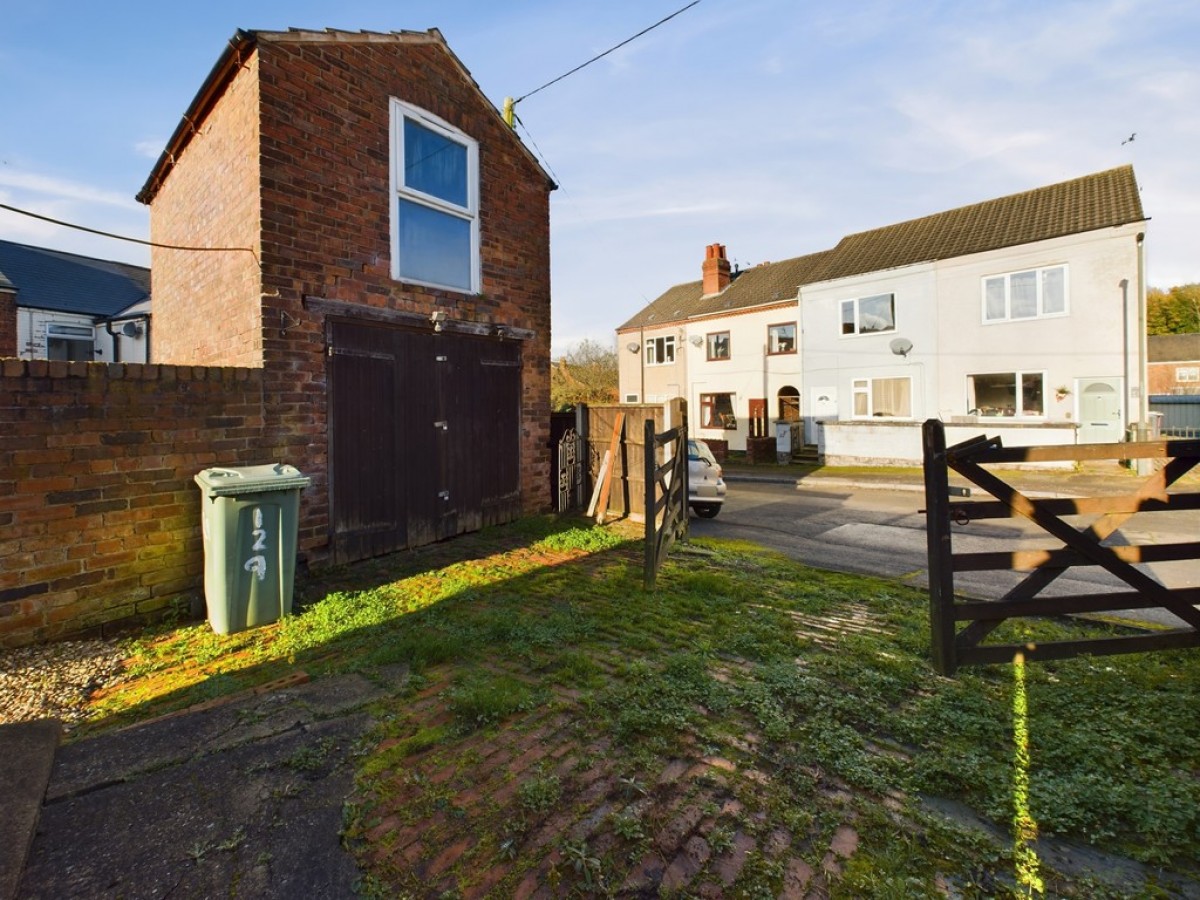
618, 166, 1149, 464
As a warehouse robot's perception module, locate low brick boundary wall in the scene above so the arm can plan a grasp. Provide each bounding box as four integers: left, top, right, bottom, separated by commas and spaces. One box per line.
0, 359, 265, 647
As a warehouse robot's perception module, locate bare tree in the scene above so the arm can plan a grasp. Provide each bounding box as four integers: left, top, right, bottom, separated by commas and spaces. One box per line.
551, 339, 618, 411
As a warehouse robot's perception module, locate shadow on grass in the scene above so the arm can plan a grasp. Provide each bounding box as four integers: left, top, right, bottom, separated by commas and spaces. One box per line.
80, 514, 643, 736
70, 511, 1200, 896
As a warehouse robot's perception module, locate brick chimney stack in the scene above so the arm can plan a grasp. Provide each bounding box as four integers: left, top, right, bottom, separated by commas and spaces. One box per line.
702, 243, 731, 296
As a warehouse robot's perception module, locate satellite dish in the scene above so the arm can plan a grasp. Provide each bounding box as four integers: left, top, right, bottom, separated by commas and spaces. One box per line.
889, 337, 913, 357
121, 322, 143, 337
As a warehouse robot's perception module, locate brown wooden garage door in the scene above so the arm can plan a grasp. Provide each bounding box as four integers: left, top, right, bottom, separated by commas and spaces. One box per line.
328, 319, 522, 564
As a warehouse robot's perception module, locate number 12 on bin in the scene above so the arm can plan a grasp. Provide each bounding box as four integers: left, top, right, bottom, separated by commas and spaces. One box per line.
244, 507, 268, 581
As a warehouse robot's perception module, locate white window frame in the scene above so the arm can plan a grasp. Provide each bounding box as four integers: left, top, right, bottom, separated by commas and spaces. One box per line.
645, 335, 676, 366
1176, 366, 1199, 383
840, 293, 896, 337
967, 371, 1046, 418
389, 98, 480, 293
850, 376, 912, 419
982, 265, 1068, 324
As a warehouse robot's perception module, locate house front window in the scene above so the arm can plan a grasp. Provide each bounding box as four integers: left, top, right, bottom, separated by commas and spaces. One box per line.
768, 322, 796, 354
645, 336, 675, 366
1176, 366, 1199, 383
851, 376, 911, 418
841, 294, 895, 336
390, 99, 479, 292
968, 371, 1045, 417
700, 393, 737, 429
46, 324, 95, 361
983, 265, 1067, 323
706, 331, 730, 361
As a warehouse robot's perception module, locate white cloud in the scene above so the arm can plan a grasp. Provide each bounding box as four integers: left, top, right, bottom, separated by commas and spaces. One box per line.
133, 139, 164, 159
0, 168, 140, 211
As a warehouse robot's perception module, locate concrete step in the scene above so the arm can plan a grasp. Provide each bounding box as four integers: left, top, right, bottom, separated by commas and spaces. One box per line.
792, 444, 820, 463
0, 719, 60, 900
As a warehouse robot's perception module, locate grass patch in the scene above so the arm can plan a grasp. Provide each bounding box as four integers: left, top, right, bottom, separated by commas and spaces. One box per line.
83, 515, 1200, 895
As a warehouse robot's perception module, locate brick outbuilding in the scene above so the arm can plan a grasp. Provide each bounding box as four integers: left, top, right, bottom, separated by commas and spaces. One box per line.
139, 28, 556, 566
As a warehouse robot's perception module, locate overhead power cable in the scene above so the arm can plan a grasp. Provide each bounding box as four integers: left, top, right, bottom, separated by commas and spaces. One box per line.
514, 0, 702, 105
0, 201, 257, 256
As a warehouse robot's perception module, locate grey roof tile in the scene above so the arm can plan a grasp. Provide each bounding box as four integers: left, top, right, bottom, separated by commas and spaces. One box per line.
623, 167, 1146, 330
0, 240, 150, 317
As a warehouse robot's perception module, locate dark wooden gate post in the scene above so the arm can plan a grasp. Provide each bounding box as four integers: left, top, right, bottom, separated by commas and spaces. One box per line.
923, 418, 956, 675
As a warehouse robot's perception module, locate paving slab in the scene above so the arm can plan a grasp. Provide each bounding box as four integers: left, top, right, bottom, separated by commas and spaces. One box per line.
0, 720, 59, 900
17, 671, 404, 899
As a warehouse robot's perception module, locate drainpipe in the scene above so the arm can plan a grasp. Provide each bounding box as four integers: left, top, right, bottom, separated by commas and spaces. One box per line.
1135, 233, 1150, 475
1120, 277, 1130, 429
104, 316, 151, 364
1137, 233, 1149, 430
639, 325, 645, 402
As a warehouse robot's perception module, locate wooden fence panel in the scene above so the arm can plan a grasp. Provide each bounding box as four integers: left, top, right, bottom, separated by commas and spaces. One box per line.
585, 401, 685, 522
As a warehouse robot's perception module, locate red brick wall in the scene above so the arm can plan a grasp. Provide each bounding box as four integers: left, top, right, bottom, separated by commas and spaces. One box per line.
143, 32, 553, 573
149, 52, 263, 368
248, 36, 552, 557
0, 359, 264, 647
1149, 361, 1200, 394
0, 289, 16, 357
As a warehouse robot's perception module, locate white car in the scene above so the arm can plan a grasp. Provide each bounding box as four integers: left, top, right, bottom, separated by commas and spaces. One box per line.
687, 439, 726, 518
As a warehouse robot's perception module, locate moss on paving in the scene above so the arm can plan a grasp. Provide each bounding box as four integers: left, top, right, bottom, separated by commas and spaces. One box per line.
84, 515, 1200, 896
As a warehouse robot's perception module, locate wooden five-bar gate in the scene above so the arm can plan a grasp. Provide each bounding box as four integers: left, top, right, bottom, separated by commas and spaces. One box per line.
922, 419, 1200, 675
643, 418, 688, 589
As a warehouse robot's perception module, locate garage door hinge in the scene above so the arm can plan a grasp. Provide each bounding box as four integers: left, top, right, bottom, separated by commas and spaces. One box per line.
436, 355, 448, 362
434, 420, 449, 431
438, 490, 450, 501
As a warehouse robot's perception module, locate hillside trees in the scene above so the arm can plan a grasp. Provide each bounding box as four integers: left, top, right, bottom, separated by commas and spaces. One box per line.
1147, 283, 1200, 334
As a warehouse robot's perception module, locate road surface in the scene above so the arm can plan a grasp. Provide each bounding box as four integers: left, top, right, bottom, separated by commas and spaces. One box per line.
690, 480, 1199, 628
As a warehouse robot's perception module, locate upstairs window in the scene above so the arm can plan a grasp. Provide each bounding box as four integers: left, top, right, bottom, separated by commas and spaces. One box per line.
983, 265, 1067, 323
645, 336, 676, 366
390, 99, 479, 292
706, 331, 730, 361
768, 322, 796, 354
841, 293, 895, 336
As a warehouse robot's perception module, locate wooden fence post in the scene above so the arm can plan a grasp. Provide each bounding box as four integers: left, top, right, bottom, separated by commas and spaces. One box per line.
923, 418, 957, 675
644, 417, 656, 589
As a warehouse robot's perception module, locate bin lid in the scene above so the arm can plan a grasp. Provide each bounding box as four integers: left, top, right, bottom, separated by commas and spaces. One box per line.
194, 464, 311, 497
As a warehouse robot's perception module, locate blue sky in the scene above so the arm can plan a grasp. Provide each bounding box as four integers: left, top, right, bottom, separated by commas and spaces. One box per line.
1, 1, 1196, 356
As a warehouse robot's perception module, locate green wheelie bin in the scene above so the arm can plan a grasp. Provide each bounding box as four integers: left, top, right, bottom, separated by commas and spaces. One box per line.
194, 464, 311, 634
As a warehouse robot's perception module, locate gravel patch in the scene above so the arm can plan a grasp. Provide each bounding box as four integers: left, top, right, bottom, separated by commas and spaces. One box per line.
0, 639, 129, 730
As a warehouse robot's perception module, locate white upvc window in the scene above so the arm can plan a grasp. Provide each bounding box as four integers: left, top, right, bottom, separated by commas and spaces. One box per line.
390, 99, 480, 293
645, 335, 676, 366
850, 376, 912, 418
841, 293, 896, 336
982, 265, 1067, 323
1176, 366, 1199, 383
967, 371, 1045, 417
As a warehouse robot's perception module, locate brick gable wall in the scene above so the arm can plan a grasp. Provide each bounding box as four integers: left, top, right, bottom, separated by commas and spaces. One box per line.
248, 37, 552, 549
149, 52, 263, 368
